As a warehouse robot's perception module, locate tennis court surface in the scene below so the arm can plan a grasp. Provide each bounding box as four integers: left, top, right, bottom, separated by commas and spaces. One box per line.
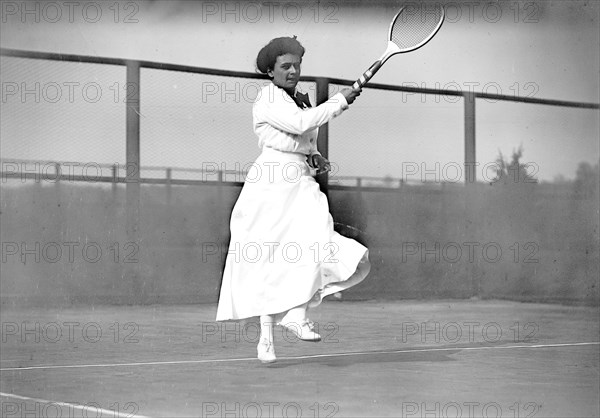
1, 299, 598, 417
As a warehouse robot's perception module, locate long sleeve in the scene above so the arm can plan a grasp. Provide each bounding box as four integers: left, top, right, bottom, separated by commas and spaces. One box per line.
255, 85, 348, 135
253, 83, 348, 155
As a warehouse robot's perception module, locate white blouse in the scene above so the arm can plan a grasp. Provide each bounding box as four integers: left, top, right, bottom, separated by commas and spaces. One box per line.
253, 82, 349, 157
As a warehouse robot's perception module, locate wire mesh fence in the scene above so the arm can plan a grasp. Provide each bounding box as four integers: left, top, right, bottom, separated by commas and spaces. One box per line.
1, 56, 126, 165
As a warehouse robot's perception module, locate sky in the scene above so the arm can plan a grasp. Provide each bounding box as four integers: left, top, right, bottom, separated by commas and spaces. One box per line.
1, 0, 599, 182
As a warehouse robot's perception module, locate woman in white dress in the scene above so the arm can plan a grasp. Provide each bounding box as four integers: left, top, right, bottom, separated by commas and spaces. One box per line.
216, 36, 370, 363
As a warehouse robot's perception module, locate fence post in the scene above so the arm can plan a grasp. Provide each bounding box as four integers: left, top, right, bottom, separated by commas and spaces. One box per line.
112, 164, 118, 199
54, 161, 61, 194
166, 168, 172, 204
463, 91, 480, 297
126, 60, 142, 303
54, 162, 63, 240
217, 170, 227, 237
464, 91, 476, 185
315, 77, 330, 197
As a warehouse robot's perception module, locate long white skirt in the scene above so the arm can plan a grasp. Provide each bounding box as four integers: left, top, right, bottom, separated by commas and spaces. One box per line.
216, 147, 369, 321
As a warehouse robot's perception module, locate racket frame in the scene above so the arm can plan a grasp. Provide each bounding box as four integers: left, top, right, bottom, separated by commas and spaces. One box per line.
353, 5, 445, 90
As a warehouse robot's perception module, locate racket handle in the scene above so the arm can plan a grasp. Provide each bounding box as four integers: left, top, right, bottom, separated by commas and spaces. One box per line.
354, 60, 383, 89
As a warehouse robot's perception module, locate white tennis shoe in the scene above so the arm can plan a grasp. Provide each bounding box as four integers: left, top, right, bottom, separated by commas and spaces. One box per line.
257, 338, 276, 363
279, 319, 322, 342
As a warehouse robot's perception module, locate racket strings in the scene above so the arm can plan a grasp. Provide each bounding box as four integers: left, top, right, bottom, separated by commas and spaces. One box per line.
390, 6, 444, 50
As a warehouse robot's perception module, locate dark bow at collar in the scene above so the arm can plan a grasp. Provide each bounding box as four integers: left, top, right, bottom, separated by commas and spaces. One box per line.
285, 90, 312, 109
294, 91, 312, 109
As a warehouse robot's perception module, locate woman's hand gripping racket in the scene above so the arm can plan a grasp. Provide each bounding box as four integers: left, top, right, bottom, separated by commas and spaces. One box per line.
353, 4, 445, 89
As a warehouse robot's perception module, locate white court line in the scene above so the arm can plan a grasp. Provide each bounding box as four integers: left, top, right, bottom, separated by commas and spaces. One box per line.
0, 341, 598, 372
0, 392, 152, 418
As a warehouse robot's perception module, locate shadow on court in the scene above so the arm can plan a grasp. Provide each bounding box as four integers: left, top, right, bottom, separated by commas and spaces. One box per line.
1, 300, 598, 417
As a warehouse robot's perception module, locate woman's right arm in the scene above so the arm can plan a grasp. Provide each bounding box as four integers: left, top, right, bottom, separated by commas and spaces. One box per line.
255, 86, 360, 135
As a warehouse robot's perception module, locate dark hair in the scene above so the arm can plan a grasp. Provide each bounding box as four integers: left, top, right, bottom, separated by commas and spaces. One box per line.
256, 36, 305, 74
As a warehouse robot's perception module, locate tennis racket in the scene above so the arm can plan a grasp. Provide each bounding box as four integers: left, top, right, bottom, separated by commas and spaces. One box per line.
353, 4, 445, 89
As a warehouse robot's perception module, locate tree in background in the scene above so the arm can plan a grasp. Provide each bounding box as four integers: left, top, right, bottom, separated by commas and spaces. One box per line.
573, 160, 599, 199
491, 146, 537, 185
